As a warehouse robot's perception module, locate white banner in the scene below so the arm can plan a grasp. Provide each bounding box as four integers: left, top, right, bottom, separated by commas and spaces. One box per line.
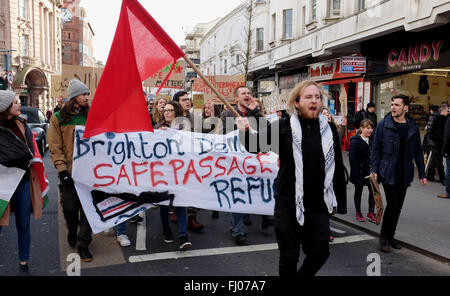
72, 127, 279, 234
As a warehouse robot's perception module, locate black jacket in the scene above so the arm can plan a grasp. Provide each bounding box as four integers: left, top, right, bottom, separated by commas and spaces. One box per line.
353, 109, 377, 129
0, 119, 34, 170
442, 116, 450, 157
349, 134, 371, 186
239, 115, 347, 214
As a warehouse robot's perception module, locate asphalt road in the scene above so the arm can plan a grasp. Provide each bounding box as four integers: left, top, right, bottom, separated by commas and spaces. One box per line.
0, 151, 449, 277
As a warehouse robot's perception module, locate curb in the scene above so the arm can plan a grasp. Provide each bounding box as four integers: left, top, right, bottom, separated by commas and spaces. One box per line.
331, 216, 450, 265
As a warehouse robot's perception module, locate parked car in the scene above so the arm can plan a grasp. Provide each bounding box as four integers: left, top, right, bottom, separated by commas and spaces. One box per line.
20, 106, 49, 157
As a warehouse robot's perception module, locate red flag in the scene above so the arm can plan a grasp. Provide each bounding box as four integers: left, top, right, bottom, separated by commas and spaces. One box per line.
83, 0, 185, 138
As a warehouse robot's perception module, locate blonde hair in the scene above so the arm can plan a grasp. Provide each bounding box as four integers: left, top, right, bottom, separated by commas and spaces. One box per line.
286, 80, 328, 115
357, 119, 374, 134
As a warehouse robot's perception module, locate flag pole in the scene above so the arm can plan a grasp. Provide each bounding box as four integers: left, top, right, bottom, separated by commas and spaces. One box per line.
183, 55, 241, 118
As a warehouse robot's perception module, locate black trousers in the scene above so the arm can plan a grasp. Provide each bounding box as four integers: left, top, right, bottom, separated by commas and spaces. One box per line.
380, 184, 407, 239
427, 146, 445, 181
274, 198, 330, 276
61, 181, 92, 248
354, 183, 375, 213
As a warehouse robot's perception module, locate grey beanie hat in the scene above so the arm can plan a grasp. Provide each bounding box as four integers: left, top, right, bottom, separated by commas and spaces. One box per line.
0, 90, 16, 113
68, 79, 90, 100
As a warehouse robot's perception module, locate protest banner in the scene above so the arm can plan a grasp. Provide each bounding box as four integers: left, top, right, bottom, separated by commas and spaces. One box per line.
143, 60, 185, 89
72, 127, 278, 234
192, 75, 245, 104
50, 64, 104, 99
261, 94, 287, 114
192, 94, 205, 110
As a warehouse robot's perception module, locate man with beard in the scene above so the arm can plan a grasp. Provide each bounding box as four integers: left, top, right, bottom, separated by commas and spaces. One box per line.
49, 79, 94, 262
237, 80, 347, 275
371, 94, 427, 252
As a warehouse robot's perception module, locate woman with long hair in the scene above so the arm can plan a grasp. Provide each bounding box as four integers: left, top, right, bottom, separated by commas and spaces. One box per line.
151, 96, 168, 127
154, 101, 192, 250
349, 119, 376, 223
0, 90, 45, 275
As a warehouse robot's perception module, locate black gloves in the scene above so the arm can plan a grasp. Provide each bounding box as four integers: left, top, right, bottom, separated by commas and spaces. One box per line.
58, 170, 74, 186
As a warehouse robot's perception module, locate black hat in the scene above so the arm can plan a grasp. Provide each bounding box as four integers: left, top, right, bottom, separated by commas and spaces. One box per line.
367, 102, 376, 108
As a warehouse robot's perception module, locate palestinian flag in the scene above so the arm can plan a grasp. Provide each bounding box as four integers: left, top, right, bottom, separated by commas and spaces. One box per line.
30, 135, 50, 210
0, 135, 49, 219
0, 164, 26, 218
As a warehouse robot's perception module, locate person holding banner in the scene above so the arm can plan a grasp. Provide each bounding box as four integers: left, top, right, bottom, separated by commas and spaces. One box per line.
172, 91, 204, 233
237, 80, 347, 276
48, 79, 94, 262
0, 90, 45, 275
221, 86, 272, 245
349, 119, 376, 223
155, 101, 192, 250
371, 94, 427, 253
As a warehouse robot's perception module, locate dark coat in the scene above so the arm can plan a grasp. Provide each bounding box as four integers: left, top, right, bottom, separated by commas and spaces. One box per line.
239, 115, 347, 215
442, 116, 450, 157
349, 134, 371, 186
371, 114, 426, 187
353, 109, 377, 129
0, 118, 34, 170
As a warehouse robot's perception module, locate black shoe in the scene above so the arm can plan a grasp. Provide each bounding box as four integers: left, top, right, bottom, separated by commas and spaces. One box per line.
379, 236, 390, 253
244, 214, 252, 226
163, 228, 174, 243
233, 234, 246, 245
211, 211, 219, 219
261, 217, 274, 229
129, 215, 143, 223
78, 247, 93, 262
67, 230, 77, 247
388, 238, 402, 249
179, 236, 192, 251
19, 263, 29, 275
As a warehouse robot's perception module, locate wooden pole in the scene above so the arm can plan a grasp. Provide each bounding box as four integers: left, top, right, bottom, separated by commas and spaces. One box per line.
183, 55, 241, 118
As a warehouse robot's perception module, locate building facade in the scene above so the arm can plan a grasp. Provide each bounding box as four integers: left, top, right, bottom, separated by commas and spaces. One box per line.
61, 0, 95, 67
0, 0, 63, 112
199, 0, 450, 149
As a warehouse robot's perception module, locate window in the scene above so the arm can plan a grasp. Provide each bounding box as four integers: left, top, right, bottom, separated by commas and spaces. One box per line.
256, 28, 264, 51
21, 35, 29, 56
224, 59, 227, 74
236, 55, 240, 65
328, 0, 340, 16
271, 13, 276, 41
213, 64, 216, 75
283, 9, 292, 39
311, 0, 317, 20
359, 0, 365, 11
20, 0, 28, 19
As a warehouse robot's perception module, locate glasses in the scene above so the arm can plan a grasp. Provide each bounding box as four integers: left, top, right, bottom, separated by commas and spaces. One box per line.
164, 109, 175, 113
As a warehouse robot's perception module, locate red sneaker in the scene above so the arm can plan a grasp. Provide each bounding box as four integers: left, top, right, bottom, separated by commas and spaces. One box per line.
356, 212, 365, 222
367, 212, 377, 223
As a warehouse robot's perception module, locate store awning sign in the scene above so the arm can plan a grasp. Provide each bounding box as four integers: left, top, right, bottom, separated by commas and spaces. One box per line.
387, 39, 448, 73
341, 56, 366, 73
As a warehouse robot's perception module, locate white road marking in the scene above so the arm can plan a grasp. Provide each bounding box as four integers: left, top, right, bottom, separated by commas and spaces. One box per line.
135, 212, 147, 251
128, 234, 375, 263
330, 227, 346, 234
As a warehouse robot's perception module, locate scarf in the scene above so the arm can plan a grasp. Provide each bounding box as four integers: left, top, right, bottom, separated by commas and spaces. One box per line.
290, 113, 337, 225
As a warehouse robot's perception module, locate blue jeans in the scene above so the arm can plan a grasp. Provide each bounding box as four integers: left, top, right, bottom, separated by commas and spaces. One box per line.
446, 157, 450, 195
231, 213, 245, 237
160, 206, 187, 237
10, 180, 32, 262
115, 221, 128, 236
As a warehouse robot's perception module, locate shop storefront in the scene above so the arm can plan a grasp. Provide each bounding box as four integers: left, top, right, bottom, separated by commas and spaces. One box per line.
308, 57, 369, 150
363, 23, 450, 130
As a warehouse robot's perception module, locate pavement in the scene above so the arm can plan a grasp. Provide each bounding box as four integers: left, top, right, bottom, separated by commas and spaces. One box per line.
334, 151, 450, 263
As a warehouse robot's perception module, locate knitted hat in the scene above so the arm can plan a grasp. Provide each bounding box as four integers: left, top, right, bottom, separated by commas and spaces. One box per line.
0, 90, 16, 113
68, 79, 90, 100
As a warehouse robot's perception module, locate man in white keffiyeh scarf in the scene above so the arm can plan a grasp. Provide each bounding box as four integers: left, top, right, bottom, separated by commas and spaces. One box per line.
237, 80, 346, 276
